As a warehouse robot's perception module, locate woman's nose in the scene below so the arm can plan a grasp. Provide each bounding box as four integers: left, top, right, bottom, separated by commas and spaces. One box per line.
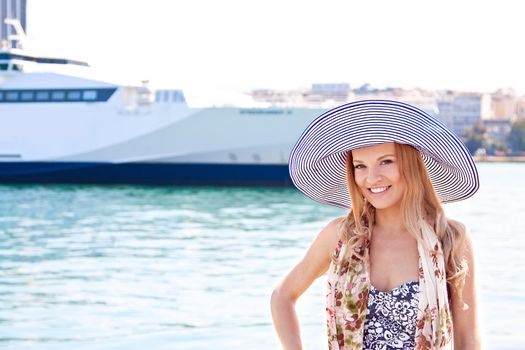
366, 166, 382, 184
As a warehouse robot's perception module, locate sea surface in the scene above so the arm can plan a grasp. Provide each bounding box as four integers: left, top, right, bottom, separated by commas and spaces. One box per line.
1, 162, 523, 349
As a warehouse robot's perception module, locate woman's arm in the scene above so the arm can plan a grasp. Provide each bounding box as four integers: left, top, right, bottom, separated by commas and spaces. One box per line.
271, 216, 343, 350
450, 224, 482, 349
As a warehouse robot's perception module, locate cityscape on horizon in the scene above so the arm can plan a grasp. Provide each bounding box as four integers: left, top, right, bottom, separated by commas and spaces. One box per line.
249, 82, 524, 157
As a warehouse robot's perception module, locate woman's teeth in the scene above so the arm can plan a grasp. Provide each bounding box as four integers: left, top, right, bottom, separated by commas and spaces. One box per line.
370, 186, 389, 194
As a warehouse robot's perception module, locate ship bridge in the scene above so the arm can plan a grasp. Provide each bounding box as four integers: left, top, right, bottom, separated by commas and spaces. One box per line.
0, 16, 89, 73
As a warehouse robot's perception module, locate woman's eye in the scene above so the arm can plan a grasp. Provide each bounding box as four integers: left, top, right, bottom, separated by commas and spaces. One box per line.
353, 164, 364, 169
381, 159, 393, 165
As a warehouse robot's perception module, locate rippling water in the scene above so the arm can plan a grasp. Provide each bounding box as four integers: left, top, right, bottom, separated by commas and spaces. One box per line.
1, 162, 524, 349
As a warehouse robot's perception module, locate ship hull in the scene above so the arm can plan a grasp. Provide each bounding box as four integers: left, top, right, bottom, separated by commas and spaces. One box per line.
0, 161, 294, 186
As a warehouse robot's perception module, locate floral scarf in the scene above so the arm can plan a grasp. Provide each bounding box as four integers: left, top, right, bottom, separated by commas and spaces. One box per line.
326, 224, 453, 349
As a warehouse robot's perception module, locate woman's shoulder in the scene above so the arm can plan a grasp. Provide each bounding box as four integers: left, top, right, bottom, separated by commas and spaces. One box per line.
325, 215, 347, 239
446, 218, 472, 238
445, 218, 474, 250
315, 216, 347, 255
327, 215, 346, 228
447, 218, 466, 232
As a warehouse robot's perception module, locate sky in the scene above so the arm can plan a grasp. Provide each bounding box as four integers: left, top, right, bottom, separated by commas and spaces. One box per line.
23, 0, 525, 98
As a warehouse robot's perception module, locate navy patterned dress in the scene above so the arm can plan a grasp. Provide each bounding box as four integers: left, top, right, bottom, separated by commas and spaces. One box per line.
363, 280, 420, 350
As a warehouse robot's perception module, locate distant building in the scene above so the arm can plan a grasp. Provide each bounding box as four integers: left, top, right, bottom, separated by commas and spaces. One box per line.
250, 83, 355, 108
483, 119, 512, 146
354, 83, 396, 95
516, 96, 525, 120
311, 83, 351, 93
0, 0, 27, 48
437, 93, 491, 136
304, 83, 353, 104
490, 89, 518, 121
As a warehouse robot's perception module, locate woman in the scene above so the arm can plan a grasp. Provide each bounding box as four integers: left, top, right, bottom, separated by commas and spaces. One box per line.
271, 100, 481, 350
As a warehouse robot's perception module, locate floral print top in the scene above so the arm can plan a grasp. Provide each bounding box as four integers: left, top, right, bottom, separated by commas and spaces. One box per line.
326, 224, 453, 350
363, 280, 419, 349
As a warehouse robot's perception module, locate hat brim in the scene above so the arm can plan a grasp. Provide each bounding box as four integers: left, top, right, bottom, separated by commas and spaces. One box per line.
288, 99, 480, 209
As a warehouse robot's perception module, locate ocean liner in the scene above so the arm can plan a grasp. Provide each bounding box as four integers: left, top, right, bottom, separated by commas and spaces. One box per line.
0, 18, 341, 186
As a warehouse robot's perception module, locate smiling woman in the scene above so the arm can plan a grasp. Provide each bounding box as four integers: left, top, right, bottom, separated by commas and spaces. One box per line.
351, 143, 405, 211
271, 100, 482, 350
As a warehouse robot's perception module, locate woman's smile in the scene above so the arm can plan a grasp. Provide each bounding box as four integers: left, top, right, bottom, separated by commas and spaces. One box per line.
352, 143, 405, 210
368, 185, 391, 195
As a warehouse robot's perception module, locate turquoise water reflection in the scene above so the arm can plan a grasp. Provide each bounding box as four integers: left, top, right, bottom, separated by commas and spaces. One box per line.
0, 162, 523, 349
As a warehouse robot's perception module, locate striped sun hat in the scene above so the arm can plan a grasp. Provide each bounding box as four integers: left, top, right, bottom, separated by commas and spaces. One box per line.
288, 99, 479, 209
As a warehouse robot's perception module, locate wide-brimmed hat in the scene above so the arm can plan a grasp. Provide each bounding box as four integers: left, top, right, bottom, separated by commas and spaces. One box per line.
288, 99, 479, 209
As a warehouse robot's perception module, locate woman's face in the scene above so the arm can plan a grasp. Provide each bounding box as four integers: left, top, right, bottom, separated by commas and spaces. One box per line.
351, 142, 405, 211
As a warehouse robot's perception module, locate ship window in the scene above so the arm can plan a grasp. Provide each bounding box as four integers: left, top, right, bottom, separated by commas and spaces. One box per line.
51, 91, 65, 100
82, 90, 97, 100
20, 92, 34, 101
0, 92, 3, 100
67, 91, 81, 100
12, 64, 23, 71
6, 92, 18, 101
36, 91, 50, 101
0, 64, 8, 71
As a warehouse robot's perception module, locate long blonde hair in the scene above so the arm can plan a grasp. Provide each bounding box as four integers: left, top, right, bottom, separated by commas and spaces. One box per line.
339, 142, 468, 305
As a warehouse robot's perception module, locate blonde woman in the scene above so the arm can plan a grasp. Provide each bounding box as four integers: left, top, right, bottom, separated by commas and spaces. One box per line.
271, 100, 481, 350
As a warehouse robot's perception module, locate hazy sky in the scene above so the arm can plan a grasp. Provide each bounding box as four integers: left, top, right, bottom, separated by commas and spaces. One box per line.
25, 0, 525, 95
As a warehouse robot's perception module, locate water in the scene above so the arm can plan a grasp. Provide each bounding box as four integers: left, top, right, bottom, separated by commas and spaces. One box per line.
0, 162, 523, 349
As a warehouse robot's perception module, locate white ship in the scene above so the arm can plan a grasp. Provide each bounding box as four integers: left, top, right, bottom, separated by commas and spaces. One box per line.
0, 19, 337, 186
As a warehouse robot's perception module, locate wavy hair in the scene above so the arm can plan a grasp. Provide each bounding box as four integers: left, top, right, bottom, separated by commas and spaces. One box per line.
338, 142, 468, 307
